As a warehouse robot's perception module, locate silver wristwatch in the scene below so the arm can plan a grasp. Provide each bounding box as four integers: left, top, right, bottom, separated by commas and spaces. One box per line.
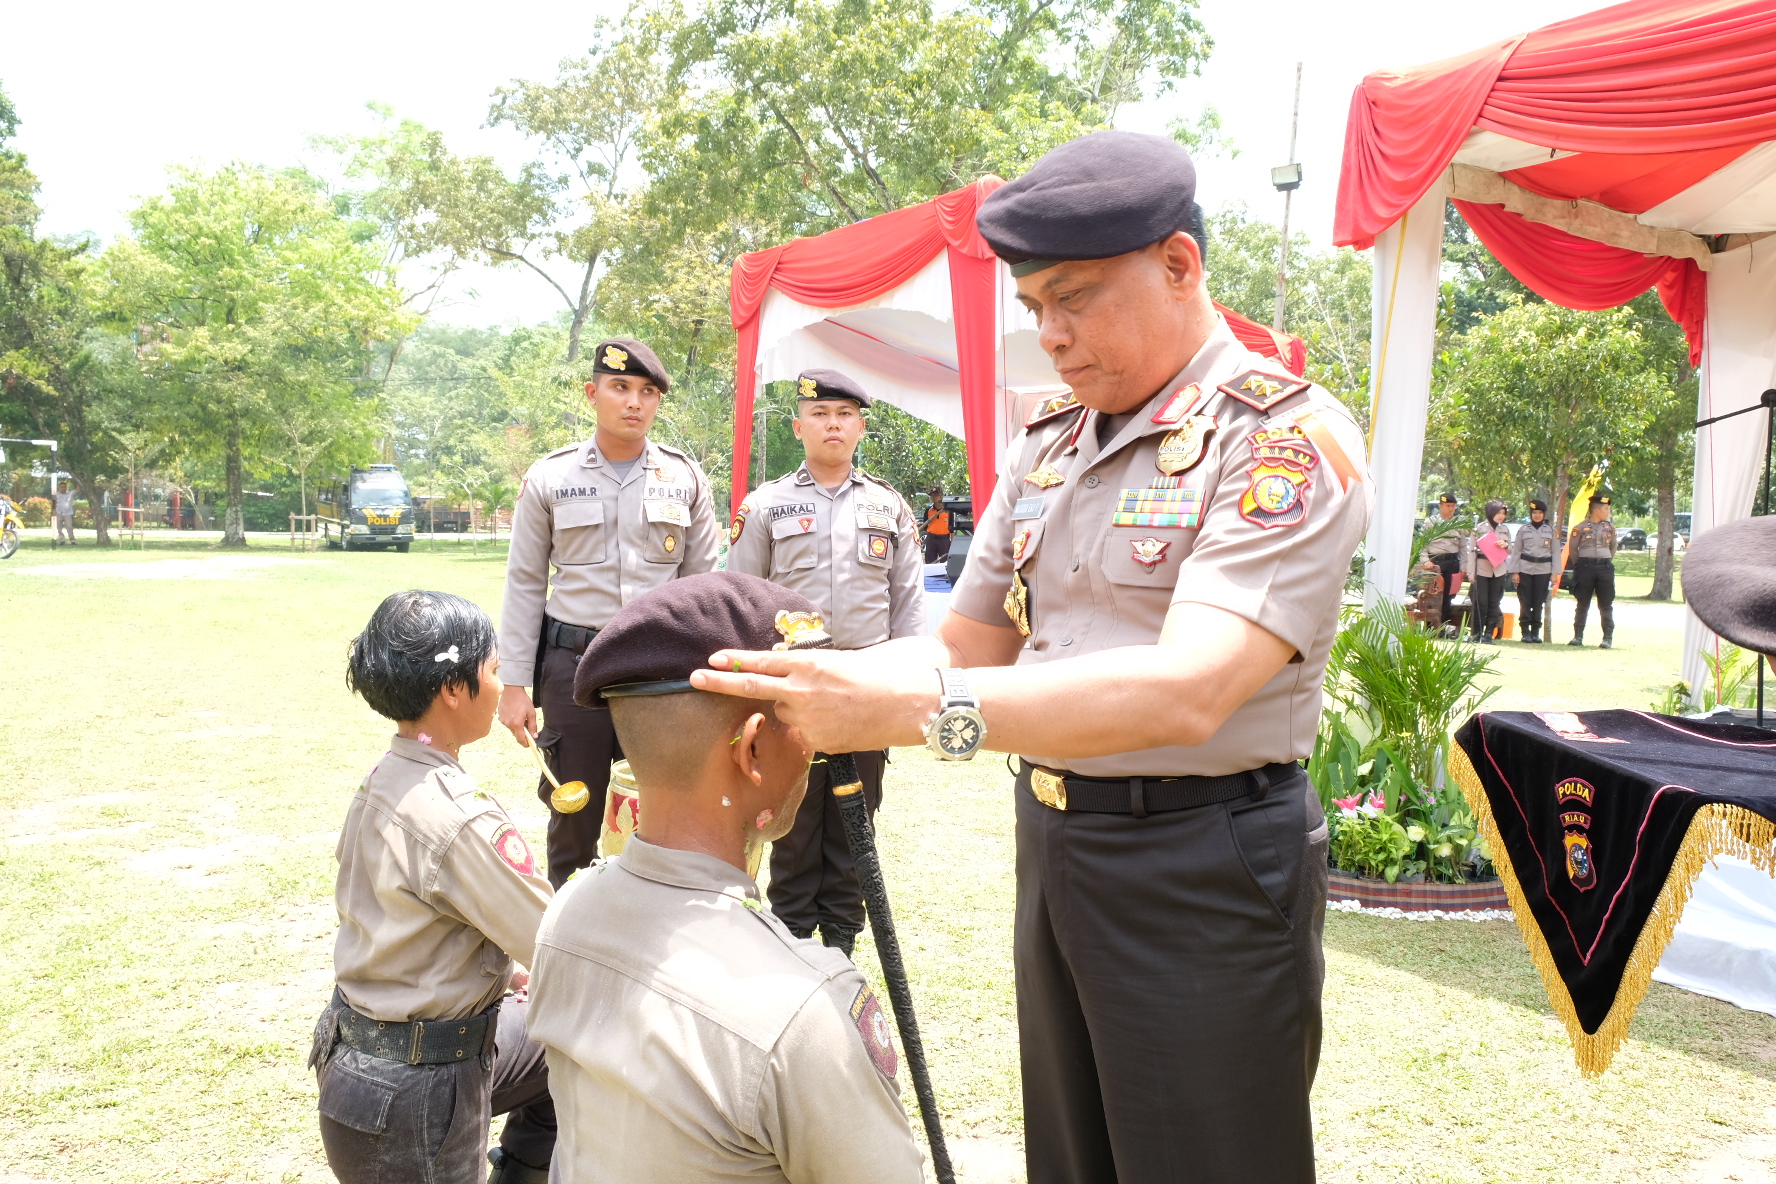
924, 669, 987, 761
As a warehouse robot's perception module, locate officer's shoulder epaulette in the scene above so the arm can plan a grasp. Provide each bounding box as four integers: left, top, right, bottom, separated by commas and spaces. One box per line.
1217, 369, 1313, 414
856, 469, 903, 496
543, 442, 580, 460
652, 440, 694, 460
1024, 390, 1085, 429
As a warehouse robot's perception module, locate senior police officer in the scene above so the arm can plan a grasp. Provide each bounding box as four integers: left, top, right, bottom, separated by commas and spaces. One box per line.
691, 130, 1373, 1184
1418, 493, 1467, 635
723, 368, 924, 955
498, 338, 719, 886
1510, 499, 1556, 642
1564, 493, 1618, 648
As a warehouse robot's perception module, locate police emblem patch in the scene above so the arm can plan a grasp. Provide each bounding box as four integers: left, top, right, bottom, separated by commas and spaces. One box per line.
1156, 414, 1216, 476
798, 516, 815, 533
850, 984, 898, 1080
603, 345, 629, 371
772, 610, 830, 650
1130, 537, 1170, 570
868, 535, 889, 559
729, 502, 751, 543
1150, 383, 1203, 425
664, 534, 677, 553
491, 824, 536, 876
1025, 463, 1066, 489
1238, 426, 1318, 529
1564, 831, 1597, 891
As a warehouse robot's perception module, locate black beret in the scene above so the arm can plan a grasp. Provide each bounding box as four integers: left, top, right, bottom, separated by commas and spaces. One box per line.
573, 572, 831, 707
1591, 494, 1612, 507
977, 131, 1198, 277
795, 368, 871, 409
1682, 517, 1776, 656
591, 337, 670, 393
1529, 499, 1548, 512
1439, 494, 1458, 505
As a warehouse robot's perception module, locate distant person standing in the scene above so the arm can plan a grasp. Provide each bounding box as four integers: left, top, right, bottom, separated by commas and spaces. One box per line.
52, 481, 75, 546
1418, 493, 1466, 634
921, 486, 952, 566
1465, 500, 1510, 644
1510, 499, 1556, 643
1565, 493, 1618, 648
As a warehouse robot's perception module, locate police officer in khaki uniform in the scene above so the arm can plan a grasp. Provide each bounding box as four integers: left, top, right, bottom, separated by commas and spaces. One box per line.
498, 338, 720, 887
1510, 498, 1556, 642
692, 131, 1373, 1184
527, 572, 923, 1183
723, 368, 924, 954
1565, 492, 1618, 648
1418, 493, 1467, 634
313, 590, 555, 1184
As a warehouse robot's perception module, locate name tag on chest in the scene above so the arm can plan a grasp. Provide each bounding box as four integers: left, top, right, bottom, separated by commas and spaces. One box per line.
645, 499, 689, 526
1112, 487, 1202, 528
1012, 496, 1044, 520
856, 508, 898, 532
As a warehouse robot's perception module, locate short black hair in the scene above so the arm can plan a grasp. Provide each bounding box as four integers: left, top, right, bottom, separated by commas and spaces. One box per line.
346, 590, 497, 722
1184, 201, 1208, 265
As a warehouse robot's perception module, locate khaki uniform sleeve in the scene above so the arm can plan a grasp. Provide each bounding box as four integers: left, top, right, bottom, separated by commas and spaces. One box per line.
428, 806, 553, 969
886, 495, 926, 640
680, 458, 721, 577
499, 459, 554, 688
722, 487, 771, 578
1171, 403, 1373, 657
949, 441, 1031, 626
757, 974, 923, 1184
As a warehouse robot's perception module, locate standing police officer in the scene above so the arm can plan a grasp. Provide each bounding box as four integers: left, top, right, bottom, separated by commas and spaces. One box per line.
498, 338, 720, 886
724, 368, 924, 955
1419, 493, 1467, 635
692, 130, 1372, 1184
1565, 493, 1618, 649
1510, 499, 1555, 643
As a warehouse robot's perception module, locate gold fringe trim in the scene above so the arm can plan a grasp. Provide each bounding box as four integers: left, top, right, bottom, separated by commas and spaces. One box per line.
1449, 745, 1776, 1077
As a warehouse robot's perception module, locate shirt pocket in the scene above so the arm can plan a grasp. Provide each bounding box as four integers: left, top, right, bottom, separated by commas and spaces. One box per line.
771, 514, 818, 573
1103, 524, 1187, 588
643, 499, 690, 565
553, 500, 606, 565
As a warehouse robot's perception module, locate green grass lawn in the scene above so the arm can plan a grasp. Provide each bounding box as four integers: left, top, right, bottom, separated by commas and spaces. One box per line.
2, 535, 1772, 1183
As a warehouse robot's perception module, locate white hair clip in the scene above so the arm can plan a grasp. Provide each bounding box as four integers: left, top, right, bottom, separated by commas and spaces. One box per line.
434, 645, 460, 664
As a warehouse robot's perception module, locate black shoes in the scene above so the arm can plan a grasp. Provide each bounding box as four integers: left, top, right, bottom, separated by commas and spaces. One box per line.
820, 925, 860, 958
1569, 636, 1584, 647
1600, 634, 1613, 650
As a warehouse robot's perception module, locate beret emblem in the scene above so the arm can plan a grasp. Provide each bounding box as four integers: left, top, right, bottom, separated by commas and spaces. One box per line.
799, 376, 819, 398
603, 345, 629, 371
773, 610, 830, 650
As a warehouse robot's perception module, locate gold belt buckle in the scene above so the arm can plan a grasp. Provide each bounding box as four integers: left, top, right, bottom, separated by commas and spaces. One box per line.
1030, 768, 1068, 811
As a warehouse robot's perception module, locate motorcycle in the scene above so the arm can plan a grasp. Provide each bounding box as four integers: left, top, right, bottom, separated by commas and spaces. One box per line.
0, 499, 20, 559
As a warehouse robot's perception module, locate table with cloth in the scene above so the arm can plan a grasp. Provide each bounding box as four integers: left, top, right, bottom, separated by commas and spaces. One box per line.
1451, 709, 1776, 1074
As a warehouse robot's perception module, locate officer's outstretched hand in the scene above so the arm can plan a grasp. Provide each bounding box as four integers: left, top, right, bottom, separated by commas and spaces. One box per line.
692, 648, 936, 754
500, 685, 538, 746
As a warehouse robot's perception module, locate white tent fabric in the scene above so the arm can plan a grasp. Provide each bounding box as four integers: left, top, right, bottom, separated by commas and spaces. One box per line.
1653, 857, 1776, 1019
752, 252, 1064, 462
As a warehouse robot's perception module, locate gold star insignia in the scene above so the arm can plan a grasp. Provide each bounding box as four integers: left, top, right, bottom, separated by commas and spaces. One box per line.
603, 345, 629, 370
1241, 374, 1283, 399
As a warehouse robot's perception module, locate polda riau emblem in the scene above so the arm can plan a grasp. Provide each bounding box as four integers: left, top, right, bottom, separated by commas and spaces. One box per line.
1238, 425, 1318, 529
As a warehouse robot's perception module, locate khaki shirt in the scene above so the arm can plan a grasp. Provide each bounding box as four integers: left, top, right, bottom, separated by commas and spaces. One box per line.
1510, 520, 1557, 574
723, 465, 925, 649
499, 438, 720, 687
1569, 518, 1617, 559
333, 737, 553, 1022
1419, 517, 1467, 561
1465, 523, 1509, 579
950, 320, 1373, 777
528, 837, 922, 1184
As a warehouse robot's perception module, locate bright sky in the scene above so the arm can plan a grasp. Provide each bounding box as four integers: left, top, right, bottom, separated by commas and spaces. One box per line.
8, 0, 1608, 327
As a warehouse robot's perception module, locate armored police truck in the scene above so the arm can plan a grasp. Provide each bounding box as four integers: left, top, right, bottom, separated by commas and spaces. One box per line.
317, 465, 415, 552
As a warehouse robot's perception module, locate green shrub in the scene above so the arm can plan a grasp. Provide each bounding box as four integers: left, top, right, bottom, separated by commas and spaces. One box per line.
21, 496, 49, 526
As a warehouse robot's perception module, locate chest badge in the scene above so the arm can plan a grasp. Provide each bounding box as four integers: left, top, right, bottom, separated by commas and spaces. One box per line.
1155, 414, 1217, 476
1130, 537, 1170, 571
1012, 527, 1032, 561
664, 534, 677, 553
1239, 425, 1319, 530
1025, 463, 1065, 489
868, 535, 889, 559
1004, 571, 1030, 637
798, 516, 815, 533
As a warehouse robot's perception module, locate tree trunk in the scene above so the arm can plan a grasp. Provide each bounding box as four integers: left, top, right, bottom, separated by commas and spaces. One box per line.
1650, 471, 1677, 600
71, 472, 112, 546
222, 416, 247, 547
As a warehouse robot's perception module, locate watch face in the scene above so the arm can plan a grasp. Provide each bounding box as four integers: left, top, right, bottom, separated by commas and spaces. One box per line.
936, 710, 983, 758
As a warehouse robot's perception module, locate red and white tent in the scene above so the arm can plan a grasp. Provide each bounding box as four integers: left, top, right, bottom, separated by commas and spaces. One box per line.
730, 178, 1306, 524
1334, 0, 1776, 690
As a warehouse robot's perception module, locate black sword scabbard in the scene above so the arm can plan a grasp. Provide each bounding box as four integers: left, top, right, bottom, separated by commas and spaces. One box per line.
826, 750, 955, 1184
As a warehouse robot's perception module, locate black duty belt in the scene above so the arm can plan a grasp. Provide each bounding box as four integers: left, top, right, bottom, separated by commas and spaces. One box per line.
336, 1003, 498, 1065
546, 618, 600, 654
1017, 761, 1292, 816
1575, 556, 1615, 566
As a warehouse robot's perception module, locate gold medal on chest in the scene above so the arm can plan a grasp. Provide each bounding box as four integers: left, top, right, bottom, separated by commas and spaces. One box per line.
1155, 415, 1216, 476
1004, 570, 1031, 637
1025, 463, 1065, 489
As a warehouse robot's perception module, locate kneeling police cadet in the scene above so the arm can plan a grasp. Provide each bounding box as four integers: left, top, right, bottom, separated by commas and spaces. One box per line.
525, 571, 924, 1184
313, 590, 555, 1184
497, 338, 719, 888
723, 367, 924, 955
691, 129, 1374, 1184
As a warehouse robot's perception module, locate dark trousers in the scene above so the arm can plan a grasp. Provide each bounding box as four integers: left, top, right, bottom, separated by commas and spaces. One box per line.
535, 640, 621, 889
1571, 559, 1616, 639
1015, 765, 1327, 1184
923, 533, 951, 565
315, 997, 555, 1182
767, 749, 887, 938
1430, 553, 1461, 631
1516, 572, 1551, 636
1469, 574, 1507, 638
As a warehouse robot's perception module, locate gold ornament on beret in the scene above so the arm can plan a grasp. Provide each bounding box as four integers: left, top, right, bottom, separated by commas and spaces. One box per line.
773, 610, 830, 649
603, 345, 629, 371
799, 376, 819, 399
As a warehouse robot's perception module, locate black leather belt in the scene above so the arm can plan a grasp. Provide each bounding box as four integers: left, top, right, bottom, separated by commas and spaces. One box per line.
336, 1003, 498, 1065
1017, 761, 1292, 816
546, 618, 599, 654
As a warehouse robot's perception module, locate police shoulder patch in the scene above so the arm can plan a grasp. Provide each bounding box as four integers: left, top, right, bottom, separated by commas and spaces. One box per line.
1025, 390, 1084, 428
850, 983, 899, 1081
490, 823, 536, 876
729, 501, 752, 544
1239, 425, 1318, 530
1218, 370, 1312, 412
